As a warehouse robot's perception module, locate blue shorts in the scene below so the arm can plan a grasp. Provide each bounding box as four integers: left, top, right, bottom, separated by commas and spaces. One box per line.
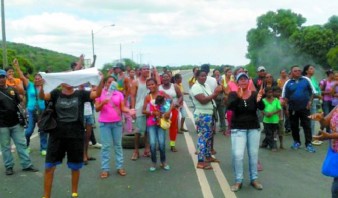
135, 115, 147, 134
84, 115, 94, 126
180, 107, 187, 118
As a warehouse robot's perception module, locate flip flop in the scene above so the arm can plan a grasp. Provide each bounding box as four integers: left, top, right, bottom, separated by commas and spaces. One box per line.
117, 169, 127, 176
196, 162, 213, 170
88, 157, 96, 161
206, 157, 220, 163
131, 152, 139, 161
100, 171, 109, 179
143, 151, 151, 157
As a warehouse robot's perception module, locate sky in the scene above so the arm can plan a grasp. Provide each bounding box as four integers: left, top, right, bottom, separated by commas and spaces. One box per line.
2, 0, 338, 68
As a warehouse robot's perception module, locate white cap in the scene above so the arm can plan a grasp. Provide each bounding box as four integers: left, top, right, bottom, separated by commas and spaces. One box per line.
257, 66, 266, 72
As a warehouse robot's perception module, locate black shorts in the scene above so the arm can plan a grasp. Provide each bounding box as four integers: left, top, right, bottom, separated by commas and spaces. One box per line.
46, 135, 84, 165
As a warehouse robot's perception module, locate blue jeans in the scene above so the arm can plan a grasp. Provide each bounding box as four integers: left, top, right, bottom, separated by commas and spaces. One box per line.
231, 128, 260, 183
332, 178, 338, 198
310, 99, 319, 135
148, 125, 166, 164
25, 109, 48, 151
323, 100, 334, 132
0, 124, 33, 169
99, 122, 124, 171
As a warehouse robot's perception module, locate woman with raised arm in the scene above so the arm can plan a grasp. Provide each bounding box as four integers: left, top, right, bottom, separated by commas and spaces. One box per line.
39, 74, 104, 198
12, 59, 48, 155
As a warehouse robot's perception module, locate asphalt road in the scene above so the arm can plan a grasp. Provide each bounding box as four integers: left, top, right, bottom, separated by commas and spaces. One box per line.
0, 70, 333, 198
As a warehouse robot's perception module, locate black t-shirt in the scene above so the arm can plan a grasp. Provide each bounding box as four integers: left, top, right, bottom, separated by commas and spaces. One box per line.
0, 87, 20, 127
50, 89, 91, 138
227, 91, 265, 129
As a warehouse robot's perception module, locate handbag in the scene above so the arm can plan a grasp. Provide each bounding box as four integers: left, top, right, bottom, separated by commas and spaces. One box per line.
321, 143, 338, 177
159, 117, 171, 130
0, 90, 28, 126
38, 101, 57, 133
17, 104, 28, 126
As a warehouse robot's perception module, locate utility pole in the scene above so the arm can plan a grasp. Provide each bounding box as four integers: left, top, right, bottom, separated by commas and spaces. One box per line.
1, 0, 7, 69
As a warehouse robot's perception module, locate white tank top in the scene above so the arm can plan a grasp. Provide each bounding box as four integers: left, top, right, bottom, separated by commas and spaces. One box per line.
159, 83, 177, 103
135, 79, 148, 117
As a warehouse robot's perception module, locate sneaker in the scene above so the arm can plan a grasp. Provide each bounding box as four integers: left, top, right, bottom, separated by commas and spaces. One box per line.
306, 144, 316, 153
5, 167, 14, 175
91, 143, 102, 149
291, 142, 301, 150
22, 165, 39, 172
41, 150, 47, 156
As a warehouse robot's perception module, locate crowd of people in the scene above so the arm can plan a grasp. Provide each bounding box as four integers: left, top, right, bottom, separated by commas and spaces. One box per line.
0, 57, 338, 197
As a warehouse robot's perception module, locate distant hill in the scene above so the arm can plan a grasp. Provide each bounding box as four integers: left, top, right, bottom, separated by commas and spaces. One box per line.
0, 41, 77, 73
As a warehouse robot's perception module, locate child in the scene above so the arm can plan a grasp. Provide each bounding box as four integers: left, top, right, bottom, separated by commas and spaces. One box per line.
261, 87, 282, 151
273, 86, 285, 149
174, 73, 189, 133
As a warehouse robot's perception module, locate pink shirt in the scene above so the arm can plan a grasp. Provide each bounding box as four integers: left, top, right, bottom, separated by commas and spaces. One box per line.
330, 107, 338, 152
96, 89, 124, 123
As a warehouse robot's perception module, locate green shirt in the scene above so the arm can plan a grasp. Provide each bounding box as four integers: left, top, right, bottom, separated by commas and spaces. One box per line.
310, 76, 321, 96
263, 98, 281, 124
190, 82, 214, 115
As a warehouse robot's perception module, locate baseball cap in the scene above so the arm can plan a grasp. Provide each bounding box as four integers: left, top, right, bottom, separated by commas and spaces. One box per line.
257, 66, 266, 72
0, 69, 6, 76
114, 62, 124, 68
236, 72, 249, 82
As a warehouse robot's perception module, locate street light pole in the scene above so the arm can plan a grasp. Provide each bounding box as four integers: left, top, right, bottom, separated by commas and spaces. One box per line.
1, 0, 7, 69
91, 29, 95, 57
91, 24, 115, 59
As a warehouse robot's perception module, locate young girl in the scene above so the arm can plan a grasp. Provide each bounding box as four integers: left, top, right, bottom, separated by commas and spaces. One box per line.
143, 78, 172, 171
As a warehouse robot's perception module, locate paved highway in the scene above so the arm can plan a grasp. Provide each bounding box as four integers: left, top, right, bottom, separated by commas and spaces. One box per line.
0, 70, 332, 198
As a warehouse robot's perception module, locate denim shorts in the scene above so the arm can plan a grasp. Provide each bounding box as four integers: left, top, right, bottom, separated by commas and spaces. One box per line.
180, 107, 187, 118
135, 115, 147, 134
84, 115, 94, 125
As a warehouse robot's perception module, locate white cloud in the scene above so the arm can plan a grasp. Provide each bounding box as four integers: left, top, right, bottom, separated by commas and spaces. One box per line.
4, 0, 338, 68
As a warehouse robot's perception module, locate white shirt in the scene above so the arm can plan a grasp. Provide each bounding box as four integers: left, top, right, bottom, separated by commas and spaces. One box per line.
205, 76, 217, 92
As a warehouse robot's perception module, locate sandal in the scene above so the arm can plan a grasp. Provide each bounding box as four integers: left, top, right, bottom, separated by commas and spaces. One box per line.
100, 171, 109, 179
196, 162, 213, 170
131, 152, 139, 161
143, 151, 151, 157
251, 180, 263, 190
71, 192, 79, 198
170, 146, 178, 152
206, 157, 220, 163
230, 183, 242, 192
117, 169, 127, 176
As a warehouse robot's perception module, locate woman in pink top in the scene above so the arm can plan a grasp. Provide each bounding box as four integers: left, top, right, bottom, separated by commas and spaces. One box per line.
95, 76, 135, 179
309, 106, 338, 197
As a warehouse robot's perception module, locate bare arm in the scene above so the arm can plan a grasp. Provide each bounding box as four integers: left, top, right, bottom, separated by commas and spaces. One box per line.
12, 58, 29, 88
130, 80, 138, 109
90, 78, 104, 100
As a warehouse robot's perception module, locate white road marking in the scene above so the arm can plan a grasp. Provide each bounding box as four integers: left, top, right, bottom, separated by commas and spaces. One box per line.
183, 92, 237, 198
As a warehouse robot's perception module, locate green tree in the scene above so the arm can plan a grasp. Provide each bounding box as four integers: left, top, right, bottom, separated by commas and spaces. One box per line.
290, 25, 336, 67
246, 9, 306, 69
327, 46, 338, 70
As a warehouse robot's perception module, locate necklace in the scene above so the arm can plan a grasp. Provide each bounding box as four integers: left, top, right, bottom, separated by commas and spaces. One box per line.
243, 99, 247, 107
